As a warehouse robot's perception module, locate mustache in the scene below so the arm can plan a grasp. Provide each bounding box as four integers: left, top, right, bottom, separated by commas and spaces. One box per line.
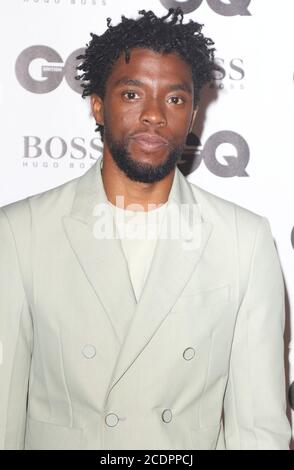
127, 132, 173, 149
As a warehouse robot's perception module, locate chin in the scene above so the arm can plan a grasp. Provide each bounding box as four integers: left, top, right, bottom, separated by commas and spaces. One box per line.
130, 151, 169, 166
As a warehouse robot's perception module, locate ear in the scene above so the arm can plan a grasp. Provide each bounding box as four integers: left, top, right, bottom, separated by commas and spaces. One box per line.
91, 94, 104, 125
188, 107, 198, 133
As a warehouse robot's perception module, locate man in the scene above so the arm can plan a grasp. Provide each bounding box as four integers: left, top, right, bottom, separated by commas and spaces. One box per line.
0, 8, 291, 450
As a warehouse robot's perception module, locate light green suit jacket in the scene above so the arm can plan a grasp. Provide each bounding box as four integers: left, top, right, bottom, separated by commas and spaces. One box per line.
0, 155, 291, 449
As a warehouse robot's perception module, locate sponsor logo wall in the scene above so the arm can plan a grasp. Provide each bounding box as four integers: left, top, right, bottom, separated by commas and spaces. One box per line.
0, 0, 293, 440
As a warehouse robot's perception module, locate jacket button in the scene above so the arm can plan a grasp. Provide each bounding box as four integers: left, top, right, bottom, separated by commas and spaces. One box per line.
161, 409, 172, 423
183, 347, 195, 361
105, 413, 119, 427
82, 344, 96, 359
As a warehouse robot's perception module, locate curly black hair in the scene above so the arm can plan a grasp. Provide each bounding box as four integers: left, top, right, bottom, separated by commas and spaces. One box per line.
76, 8, 216, 141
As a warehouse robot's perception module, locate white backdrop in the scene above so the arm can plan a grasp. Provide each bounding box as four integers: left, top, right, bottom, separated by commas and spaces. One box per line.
0, 0, 293, 443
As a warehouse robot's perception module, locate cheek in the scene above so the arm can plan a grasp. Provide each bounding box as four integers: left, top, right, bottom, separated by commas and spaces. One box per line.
166, 104, 192, 125
106, 100, 140, 130
120, 109, 140, 127
167, 113, 191, 138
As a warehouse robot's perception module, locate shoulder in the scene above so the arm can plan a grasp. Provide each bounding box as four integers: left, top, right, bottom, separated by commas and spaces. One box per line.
0, 172, 80, 224
187, 178, 265, 232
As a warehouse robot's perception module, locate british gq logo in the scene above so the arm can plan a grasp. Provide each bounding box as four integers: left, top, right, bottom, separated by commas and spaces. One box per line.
180, 130, 249, 177
15, 46, 84, 94
160, 0, 251, 16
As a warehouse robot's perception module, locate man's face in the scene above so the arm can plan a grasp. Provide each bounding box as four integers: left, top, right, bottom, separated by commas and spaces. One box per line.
92, 48, 197, 183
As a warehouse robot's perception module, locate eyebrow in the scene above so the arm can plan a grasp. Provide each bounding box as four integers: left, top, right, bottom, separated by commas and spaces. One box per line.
114, 77, 192, 94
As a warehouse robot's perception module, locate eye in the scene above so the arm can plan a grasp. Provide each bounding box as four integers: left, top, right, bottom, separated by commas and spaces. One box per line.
122, 91, 140, 100
167, 96, 185, 105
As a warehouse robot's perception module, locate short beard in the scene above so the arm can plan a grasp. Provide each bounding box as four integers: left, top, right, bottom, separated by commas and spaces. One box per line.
104, 127, 184, 184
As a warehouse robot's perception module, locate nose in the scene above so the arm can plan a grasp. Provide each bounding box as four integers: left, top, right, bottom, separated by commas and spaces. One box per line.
140, 99, 167, 127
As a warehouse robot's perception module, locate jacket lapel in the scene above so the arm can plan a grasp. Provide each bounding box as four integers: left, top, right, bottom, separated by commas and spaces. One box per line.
62, 157, 137, 344
62, 155, 213, 396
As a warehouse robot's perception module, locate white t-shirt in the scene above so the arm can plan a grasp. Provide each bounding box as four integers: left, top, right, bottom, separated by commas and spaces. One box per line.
108, 200, 168, 302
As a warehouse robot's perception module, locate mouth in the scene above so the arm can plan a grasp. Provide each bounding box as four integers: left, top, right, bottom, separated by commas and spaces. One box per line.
129, 133, 169, 152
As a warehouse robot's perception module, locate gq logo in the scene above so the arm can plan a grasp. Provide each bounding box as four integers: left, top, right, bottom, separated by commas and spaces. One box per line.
180, 130, 249, 177
160, 0, 251, 15
15, 46, 84, 94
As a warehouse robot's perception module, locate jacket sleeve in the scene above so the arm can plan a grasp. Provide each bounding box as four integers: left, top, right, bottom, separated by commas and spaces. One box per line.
0, 207, 33, 450
223, 216, 292, 449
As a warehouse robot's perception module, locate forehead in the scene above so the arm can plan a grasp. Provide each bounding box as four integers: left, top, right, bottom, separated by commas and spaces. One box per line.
106, 48, 193, 87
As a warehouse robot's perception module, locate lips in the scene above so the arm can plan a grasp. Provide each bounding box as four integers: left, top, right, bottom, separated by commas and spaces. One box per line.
130, 133, 169, 152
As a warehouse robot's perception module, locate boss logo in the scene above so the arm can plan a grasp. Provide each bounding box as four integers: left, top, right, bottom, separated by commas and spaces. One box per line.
22, 136, 102, 160
180, 130, 249, 177
212, 58, 245, 89
160, 0, 251, 16
15, 46, 84, 94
